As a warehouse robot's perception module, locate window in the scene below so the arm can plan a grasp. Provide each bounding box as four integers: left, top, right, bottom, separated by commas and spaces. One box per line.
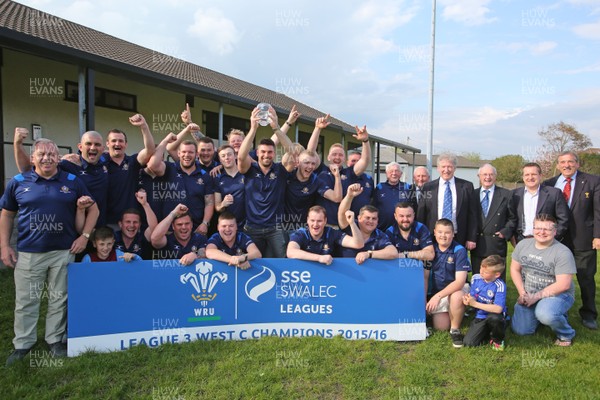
203, 111, 250, 141
64, 81, 137, 112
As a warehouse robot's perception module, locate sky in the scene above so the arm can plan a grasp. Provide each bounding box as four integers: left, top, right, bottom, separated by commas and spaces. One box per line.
17, 0, 600, 160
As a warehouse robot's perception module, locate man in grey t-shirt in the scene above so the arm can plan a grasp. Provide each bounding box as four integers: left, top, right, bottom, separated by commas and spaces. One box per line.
510, 214, 576, 346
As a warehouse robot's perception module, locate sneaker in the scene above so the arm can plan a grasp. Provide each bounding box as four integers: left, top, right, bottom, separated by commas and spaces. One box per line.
450, 331, 463, 348
48, 342, 67, 358
5, 348, 32, 367
490, 339, 505, 351
554, 338, 572, 347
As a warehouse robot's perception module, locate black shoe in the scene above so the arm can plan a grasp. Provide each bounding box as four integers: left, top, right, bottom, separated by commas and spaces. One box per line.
6, 348, 32, 367
582, 319, 598, 330
450, 331, 463, 348
48, 342, 67, 358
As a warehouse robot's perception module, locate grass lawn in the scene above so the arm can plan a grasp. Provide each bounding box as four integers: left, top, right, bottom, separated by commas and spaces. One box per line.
0, 248, 599, 400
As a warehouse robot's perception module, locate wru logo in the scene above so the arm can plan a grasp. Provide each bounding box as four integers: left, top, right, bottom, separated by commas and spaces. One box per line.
180, 261, 228, 305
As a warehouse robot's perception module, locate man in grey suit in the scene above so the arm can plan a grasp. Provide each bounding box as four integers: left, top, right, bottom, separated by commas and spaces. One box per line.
470, 164, 513, 277
417, 153, 477, 248
543, 151, 600, 330
507, 162, 569, 243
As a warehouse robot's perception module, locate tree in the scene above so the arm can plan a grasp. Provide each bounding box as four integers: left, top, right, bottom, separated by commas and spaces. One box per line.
491, 154, 525, 185
536, 121, 593, 176
461, 151, 481, 163
579, 153, 600, 176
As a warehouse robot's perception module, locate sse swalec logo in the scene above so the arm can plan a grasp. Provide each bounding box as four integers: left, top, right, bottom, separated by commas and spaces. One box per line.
245, 266, 276, 302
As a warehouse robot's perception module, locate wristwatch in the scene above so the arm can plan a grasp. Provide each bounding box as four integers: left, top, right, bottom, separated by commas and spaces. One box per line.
367, 250, 373, 258
403, 250, 409, 259
202, 221, 210, 227
82, 232, 91, 239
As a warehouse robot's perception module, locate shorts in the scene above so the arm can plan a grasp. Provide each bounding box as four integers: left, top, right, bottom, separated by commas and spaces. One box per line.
430, 283, 470, 314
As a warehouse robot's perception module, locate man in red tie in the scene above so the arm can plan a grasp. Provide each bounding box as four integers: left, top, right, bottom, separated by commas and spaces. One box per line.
543, 151, 600, 330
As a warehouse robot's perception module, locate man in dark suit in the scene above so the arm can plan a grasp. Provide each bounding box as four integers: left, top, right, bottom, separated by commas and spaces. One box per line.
470, 164, 513, 277
417, 153, 477, 248
506, 162, 569, 244
543, 151, 599, 330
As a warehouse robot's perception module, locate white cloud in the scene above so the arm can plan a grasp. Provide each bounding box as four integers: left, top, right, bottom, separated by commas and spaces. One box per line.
530, 41, 558, 55
351, 0, 420, 54
498, 41, 557, 56
440, 0, 497, 26
573, 19, 600, 40
187, 7, 242, 55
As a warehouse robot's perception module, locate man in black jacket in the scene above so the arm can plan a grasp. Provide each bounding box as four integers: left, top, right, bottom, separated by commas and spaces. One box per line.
543, 151, 600, 330
470, 164, 513, 277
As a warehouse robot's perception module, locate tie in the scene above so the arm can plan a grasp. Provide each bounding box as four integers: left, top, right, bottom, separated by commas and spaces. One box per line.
442, 181, 452, 220
481, 189, 490, 218
563, 177, 572, 204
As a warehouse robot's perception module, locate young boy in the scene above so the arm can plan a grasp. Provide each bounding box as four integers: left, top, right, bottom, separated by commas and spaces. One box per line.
462, 255, 507, 350
82, 227, 142, 262
425, 218, 471, 348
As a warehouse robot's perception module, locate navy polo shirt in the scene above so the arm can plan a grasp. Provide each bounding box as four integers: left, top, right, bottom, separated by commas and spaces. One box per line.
114, 230, 150, 259
163, 161, 215, 229
243, 162, 288, 228
106, 153, 143, 225
342, 169, 374, 216
289, 227, 346, 255
198, 159, 220, 174
316, 166, 351, 226
385, 221, 433, 253
284, 171, 331, 231
214, 171, 246, 229
430, 241, 471, 293
373, 181, 416, 230
59, 156, 108, 226
340, 227, 392, 257
150, 232, 207, 260
1, 169, 92, 252
207, 232, 254, 256
137, 168, 178, 224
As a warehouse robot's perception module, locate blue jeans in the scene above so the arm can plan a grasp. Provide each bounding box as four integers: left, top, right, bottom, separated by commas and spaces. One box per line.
243, 225, 287, 258
511, 292, 576, 340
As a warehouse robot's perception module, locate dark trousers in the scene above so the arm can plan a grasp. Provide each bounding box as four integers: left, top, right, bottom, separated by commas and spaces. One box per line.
243, 225, 287, 258
574, 249, 597, 321
463, 313, 506, 346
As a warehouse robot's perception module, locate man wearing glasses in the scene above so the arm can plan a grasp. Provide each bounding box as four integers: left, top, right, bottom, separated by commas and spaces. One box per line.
510, 214, 577, 347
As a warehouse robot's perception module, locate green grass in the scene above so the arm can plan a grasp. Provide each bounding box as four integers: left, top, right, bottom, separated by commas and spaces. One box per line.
1, 249, 599, 400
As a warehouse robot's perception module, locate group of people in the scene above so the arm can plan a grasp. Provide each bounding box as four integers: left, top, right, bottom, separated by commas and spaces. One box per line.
0, 103, 597, 365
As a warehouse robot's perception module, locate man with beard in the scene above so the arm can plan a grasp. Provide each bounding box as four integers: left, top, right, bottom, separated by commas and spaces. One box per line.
287, 206, 364, 265
373, 162, 416, 230
150, 203, 207, 265
237, 107, 295, 258
147, 133, 215, 236
214, 144, 246, 229
337, 184, 398, 264
205, 212, 262, 270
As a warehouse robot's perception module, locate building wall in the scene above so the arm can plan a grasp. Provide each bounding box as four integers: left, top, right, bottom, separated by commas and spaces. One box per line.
2, 48, 370, 189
